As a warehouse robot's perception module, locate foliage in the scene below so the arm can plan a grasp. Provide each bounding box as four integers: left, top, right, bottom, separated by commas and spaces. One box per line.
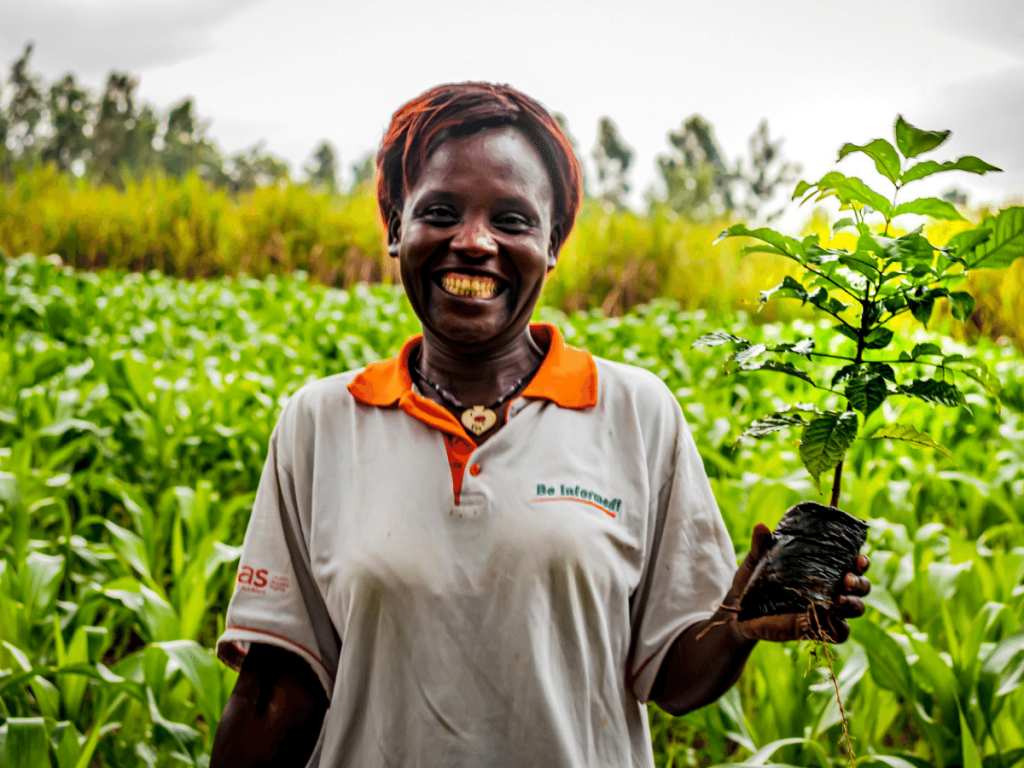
1, 254, 1022, 766
652, 116, 800, 222
6, 166, 1024, 348
0, 45, 325, 191
591, 117, 634, 209
695, 117, 1024, 504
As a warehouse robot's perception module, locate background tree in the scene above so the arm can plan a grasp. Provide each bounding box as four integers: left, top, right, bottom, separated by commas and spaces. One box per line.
350, 152, 375, 189
305, 140, 338, 192
224, 143, 290, 193
39, 73, 93, 174
1, 44, 45, 179
592, 116, 633, 209
159, 99, 223, 182
731, 120, 800, 221
654, 115, 799, 222
89, 72, 158, 186
654, 115, 733, 220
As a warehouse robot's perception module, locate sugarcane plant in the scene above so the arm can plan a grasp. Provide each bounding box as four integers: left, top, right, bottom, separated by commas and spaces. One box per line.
696, 117, 1024, 509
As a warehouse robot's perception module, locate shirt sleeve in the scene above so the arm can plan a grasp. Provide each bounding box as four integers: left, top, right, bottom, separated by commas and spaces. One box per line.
627, 396, 738, 703
216, 411, 340, 697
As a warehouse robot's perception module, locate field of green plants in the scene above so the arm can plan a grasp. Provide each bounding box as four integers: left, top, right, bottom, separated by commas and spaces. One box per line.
1, 252, 1023, 767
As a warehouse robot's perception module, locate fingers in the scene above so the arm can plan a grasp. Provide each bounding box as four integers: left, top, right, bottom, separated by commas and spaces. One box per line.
842, 572, 871, 597
854, 553, 871, 575
749, 522, 773, 562
833, 594, 866, 620
729, 523, 775, 600
736, 607, 854, 644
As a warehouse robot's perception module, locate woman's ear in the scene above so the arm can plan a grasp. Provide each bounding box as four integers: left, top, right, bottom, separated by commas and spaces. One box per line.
387, 209, 402, 258
546, 225, 563, 271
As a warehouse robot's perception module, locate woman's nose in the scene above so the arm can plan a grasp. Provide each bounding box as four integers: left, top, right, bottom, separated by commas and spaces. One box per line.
450, 217, 498, 258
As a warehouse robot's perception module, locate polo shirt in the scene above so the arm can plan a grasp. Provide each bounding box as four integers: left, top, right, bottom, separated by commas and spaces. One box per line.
216, 323, 737, 767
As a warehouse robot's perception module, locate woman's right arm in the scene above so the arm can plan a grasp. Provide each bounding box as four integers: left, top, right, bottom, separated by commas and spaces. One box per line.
210, 643, 328, 768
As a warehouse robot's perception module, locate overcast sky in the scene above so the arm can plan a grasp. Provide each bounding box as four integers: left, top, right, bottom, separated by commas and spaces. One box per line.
3, 0, 1023, 211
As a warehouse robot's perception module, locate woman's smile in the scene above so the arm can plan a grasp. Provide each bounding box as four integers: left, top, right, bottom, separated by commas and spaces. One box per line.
437, 271, 504, 300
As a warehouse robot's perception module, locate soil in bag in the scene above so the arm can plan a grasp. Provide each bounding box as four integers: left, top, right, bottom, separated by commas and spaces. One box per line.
738, 501, 869, 622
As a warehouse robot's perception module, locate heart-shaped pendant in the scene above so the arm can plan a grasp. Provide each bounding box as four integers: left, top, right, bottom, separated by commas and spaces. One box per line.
462, 405, 497, 436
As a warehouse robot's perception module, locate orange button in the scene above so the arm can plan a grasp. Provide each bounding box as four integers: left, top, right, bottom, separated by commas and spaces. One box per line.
469, 463, 481, 476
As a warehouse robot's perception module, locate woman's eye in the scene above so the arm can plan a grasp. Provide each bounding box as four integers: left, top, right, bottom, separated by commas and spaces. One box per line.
422, 206, 457, 222
497, 214, 530, 230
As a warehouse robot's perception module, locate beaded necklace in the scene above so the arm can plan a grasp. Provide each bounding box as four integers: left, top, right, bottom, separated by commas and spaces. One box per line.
410, 356, 539, 436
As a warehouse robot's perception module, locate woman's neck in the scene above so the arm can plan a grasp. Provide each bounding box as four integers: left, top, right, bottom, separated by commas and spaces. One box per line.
416, 327, 545, 407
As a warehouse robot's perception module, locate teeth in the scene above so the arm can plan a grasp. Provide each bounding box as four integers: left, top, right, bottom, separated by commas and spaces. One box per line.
441, 273, 499, 298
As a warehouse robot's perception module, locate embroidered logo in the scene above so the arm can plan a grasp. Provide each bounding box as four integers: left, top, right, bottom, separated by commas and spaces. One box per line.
236, 565, 290, 595
532, 483, 622, 517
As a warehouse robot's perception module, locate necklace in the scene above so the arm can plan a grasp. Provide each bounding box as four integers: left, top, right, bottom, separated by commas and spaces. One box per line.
410, 356, 540, 436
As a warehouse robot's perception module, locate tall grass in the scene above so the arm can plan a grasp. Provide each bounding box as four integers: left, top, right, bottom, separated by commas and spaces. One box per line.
3, 168, 1022, 345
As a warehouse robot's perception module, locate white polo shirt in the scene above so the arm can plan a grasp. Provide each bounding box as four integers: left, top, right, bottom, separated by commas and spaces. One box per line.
217, 324, 737, 767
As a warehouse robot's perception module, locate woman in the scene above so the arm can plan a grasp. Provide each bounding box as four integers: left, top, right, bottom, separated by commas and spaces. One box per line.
210, 83, 870, 768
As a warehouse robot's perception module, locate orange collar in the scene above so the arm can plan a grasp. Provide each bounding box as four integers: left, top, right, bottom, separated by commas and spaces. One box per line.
347, 323, 598, 411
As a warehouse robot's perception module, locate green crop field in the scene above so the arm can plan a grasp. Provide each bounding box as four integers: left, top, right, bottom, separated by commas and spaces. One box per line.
1, 252, 1023, 767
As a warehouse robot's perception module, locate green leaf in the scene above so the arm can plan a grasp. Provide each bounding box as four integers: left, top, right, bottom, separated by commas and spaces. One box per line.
813, 171, 893, 217
759, 275, 809, 305
907, 293, 936, 326
769, 338, 815, 358
891, 197, 966, 222
739, 412, 810, 442
851, 620, 915, 701
869, 423, 953, 460
911, 342, 942, 358
4, 717, 51, 768
839, 253, 880, 280
798, 411, 859, 493
155, 640, 223, 729
959, 706, 983, 768
735, 360, 818, 388
981, 631, 1024, 697
733, 343, 767, 365
53, 721, 82, 768
946, 227, 992, 261
692, 331, 749, 349
20, 552, 65, 626
863, 327, 894, 349
846, 372, 889, 418
901, 155, 1001, 183
895, 115, 951, 158
941, 355, 1000, 405
947, 291, 976, 322
839, 138, 901, 183
716, 224, 805, 261
982, 750, 1024, 768
832, 217, 856, 233
962, 207, 1024, 270
898, 379, 967, 407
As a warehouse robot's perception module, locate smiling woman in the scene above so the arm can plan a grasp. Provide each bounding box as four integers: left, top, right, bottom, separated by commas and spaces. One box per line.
209, 82, 870, 768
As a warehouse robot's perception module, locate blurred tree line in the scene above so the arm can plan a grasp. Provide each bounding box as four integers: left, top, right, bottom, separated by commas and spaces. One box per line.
1, 43, 798, 220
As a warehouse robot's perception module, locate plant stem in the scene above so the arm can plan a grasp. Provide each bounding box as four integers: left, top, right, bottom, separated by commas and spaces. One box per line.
831, 286, 872, 507
829, 463, 843, 508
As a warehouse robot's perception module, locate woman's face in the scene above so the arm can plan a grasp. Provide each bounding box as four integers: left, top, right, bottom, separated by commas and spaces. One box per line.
389, 127, 558, 352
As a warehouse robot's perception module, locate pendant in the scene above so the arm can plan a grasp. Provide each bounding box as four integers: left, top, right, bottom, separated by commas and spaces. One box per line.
462, 405, 497, 436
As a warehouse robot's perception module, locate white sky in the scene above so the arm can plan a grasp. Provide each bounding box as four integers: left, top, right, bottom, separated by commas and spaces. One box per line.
3, 0, 1023, 212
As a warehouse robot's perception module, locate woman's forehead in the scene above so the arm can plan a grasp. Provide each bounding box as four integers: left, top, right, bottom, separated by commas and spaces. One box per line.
412, 127, 554, 203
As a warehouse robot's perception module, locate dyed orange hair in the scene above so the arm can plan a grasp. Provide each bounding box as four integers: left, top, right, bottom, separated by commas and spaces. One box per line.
376, 82, 584, 245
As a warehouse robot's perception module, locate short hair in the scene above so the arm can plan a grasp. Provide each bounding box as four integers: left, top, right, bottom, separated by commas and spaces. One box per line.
376, 82, 583, 244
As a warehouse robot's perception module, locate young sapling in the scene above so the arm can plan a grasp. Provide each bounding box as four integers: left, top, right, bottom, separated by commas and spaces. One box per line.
695, 116, 1024, 623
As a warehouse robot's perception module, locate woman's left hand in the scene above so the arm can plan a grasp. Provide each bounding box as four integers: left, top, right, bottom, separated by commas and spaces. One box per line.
727, 523, 872, 644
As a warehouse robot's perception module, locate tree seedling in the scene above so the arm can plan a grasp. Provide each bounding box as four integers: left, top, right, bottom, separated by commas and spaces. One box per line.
696, 116, 1023, 509
694, 118, 1024, 763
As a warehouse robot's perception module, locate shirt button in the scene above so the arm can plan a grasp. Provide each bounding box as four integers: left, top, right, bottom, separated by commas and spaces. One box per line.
469, 463, 481, 476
